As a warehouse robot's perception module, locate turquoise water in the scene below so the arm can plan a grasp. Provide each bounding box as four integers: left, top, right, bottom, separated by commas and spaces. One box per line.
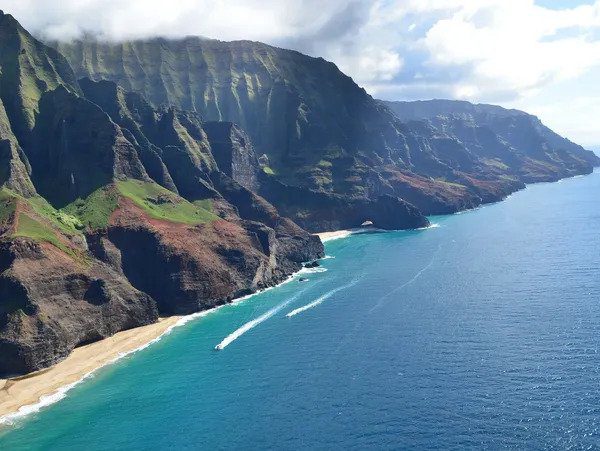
1, 171, 600, 449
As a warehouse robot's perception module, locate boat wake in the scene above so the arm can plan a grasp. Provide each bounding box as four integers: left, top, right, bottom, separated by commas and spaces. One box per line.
215, 287, 311, 350
369, 244, 442, 313
285, 279, 360, 318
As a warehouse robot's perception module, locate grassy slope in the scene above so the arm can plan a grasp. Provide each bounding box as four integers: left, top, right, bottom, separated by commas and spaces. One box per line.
14, 213, 67, 250
116, 179, 217, 225
0, 189, 17, 223
0, 188, 82, 257
0, 179, 217, 257
63, 180, 217, 231
63, 186, 119, 230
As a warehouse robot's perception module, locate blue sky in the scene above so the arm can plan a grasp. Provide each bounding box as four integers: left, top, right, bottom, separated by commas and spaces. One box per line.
5, 0, 600, 146
536, 0, 596, 9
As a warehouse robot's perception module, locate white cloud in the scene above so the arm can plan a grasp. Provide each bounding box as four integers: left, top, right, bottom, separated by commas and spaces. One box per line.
2, 0, 355, 41
337, 48, 404, 84
421, 0, 600, 101
9, 0, 599, 100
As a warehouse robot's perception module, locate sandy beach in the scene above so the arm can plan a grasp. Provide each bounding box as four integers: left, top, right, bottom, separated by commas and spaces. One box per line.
315, 229, 355, 242
315, 227, 384, 242
0, 316, 181, 423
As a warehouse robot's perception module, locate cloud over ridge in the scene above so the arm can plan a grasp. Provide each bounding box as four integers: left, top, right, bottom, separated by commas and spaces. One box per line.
5, 0, 600, 145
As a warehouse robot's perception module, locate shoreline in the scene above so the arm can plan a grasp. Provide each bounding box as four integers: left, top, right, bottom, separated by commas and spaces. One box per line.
0, 265, 312, 426
315, 229, 355, 242
0, 317, 182, 425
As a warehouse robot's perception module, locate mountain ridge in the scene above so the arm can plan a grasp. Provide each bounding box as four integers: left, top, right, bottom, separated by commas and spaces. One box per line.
53, 35, 599, 219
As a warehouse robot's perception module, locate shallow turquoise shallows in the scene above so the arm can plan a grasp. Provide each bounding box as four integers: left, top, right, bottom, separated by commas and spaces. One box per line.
2, 171, 600, 449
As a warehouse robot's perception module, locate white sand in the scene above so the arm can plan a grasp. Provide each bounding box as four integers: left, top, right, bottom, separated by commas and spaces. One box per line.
0, 316, 181, 423
314, 229, 355, 242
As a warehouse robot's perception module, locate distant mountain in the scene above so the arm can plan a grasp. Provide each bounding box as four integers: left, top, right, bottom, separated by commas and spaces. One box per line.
384, 99, 599, 178
54, 37, 599, 218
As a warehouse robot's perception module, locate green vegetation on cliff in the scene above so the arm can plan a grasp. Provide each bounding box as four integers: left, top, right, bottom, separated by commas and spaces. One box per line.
11, 208, 83, 260
0, 12, 80, 140
116, 179, 216, 225
61, 180, 217, 230
0, 187, 81, 236
0, 188, 16, 223
0, 188, 81, 258
63, 186, 119, 230
14, 213, 64, 248
27, 195, 82, 234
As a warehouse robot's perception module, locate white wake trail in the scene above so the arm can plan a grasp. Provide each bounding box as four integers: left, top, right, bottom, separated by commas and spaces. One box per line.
369, 243, 442, 313
215, 288, 309, 350
286, 279, 360, 318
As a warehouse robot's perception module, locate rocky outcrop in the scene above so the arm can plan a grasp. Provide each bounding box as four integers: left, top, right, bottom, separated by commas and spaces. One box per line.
209, 171, 324, 262
203, 122, 259, 192
88, 197, 322, 316
0, 238, 158, 376
385, 100, 600, 181
259, 175, 429, 232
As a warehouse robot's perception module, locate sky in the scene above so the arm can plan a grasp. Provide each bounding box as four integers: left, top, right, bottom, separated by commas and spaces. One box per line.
3, 0, 600, 147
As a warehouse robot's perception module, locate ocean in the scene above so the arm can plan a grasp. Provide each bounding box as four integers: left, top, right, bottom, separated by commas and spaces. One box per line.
1, 170, 600, 449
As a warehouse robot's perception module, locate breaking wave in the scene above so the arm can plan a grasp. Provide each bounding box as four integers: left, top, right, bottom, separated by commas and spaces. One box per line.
300, 267, 328, 275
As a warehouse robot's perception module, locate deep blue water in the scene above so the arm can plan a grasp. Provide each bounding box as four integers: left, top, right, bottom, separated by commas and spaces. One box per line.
1, 171, 600, 449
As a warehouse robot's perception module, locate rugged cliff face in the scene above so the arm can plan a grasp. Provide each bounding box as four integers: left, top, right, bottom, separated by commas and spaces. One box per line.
53, 38, 395, 169
0, 236, 158, 376
54, 36, 599, 219
203, 122, 259, 192
0, 13, 324, 377
53, 37, 433, 230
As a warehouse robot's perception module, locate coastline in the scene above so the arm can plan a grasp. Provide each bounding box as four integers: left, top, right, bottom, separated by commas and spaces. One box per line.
315, 229, 355, 242
0, 317, 181, 424
0, 265, 314, 426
